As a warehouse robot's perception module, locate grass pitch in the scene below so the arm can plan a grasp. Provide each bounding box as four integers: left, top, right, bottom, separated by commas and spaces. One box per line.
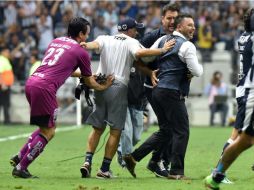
0, 125, 254, 190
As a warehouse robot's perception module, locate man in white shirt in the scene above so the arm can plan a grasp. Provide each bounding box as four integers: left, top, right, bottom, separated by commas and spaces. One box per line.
124, 14, 203, 179
79, 18, 175, 179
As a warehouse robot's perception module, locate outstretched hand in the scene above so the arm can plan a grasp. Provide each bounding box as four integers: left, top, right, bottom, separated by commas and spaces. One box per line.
80, 42, 88, 49
105, 75, 115, 87
93, 74, 114, 88
162, 38, 176, 52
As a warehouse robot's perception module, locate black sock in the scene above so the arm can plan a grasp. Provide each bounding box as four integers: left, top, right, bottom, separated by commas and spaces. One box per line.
100, 157, 112, 172
212, 170, 225, 183
85, 152, 94, 165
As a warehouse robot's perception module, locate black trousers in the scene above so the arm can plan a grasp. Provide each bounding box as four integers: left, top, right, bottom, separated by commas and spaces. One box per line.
144, 87, 172, 165
0, 87, 11, 124
209, 103, 228, 126
132, 87, 189, 175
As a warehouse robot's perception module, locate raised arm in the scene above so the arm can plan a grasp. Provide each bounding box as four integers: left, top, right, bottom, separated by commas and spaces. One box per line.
80, 41, 100, 50
135, 38, 175, 58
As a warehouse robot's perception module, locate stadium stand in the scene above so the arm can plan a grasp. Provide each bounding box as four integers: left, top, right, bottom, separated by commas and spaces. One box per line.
0, 1, 249, 125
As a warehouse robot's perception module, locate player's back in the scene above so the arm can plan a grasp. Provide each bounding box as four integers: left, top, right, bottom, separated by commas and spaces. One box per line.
96, 34, 140, 85
28, 37, 90, 92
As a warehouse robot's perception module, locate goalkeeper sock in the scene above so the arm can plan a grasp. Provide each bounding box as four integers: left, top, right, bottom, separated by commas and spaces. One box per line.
18, 129, 41, 159
18, 134, 48, 170
85, 152, 94, 165
100, 157, 112, 172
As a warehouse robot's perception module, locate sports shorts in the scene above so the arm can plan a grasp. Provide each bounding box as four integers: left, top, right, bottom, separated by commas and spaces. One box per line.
25, 85, 58, 128
87, 80, 128, 130
234, 96, 245, 130
239, 88, 254, 136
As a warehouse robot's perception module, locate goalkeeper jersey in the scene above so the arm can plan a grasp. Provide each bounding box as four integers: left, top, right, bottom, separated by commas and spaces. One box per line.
29, 37, 92, 93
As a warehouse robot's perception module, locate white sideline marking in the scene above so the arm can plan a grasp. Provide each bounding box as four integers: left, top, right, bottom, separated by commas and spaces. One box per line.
0, 125, 82, 142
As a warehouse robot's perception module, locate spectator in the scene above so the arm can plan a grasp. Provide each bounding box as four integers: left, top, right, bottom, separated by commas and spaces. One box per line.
36, 9, 54, 57
103, 2, 118, 35
16, 1, 37, 29
0, 1, 251, 86
92, 15, 110, 39
8, 33, 26, 81
197, 16, 214, 62
0, 46, 14, 125
144, 3, 161, 33
117, 1, 138, 19
29, 50, 41, 76
4, 2, 17, 28
204, 71, 229, 126
77, 1, 94, 26
48, 1, 64, 28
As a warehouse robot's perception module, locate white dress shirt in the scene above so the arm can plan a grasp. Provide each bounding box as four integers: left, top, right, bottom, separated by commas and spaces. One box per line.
150, 31, 203, 77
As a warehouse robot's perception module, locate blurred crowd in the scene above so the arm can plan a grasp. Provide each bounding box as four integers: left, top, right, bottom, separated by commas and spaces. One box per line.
0, 0, 251, 83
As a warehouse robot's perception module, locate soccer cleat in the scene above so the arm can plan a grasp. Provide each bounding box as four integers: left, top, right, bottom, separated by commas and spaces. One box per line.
221, 176, 233, 184
204, 175, 220, 190
123, 154, 136, 178
80, 162, 91, 178
10, 155, 20, 167
162, 160, 170, 171
96, 169, 116, 179
147, 160, 169, 178
12, 167, 38, 179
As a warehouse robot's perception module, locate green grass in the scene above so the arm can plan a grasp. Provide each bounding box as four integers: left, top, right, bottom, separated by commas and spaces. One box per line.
0, 125, 254, 190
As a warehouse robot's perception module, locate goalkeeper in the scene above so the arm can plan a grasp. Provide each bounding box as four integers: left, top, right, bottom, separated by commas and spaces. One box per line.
9, 17, 113, 179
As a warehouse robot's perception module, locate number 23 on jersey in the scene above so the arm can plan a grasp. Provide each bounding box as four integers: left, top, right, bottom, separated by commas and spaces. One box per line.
41, 47, 65, 66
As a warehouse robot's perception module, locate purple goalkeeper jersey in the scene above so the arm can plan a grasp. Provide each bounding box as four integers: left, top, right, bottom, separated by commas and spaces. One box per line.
27, 37, 92, 93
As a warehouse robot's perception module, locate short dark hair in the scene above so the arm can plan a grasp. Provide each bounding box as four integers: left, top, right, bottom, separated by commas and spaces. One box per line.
243, 8, 254, 32
162, 3, 180, 16
67, 17, 90, 38
174, 14, 193, 29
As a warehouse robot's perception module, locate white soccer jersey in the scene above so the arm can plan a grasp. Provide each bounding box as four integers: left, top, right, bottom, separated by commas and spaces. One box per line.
244, 34, 254, 89
236, 33, 251, 98
95, 33, 142, 86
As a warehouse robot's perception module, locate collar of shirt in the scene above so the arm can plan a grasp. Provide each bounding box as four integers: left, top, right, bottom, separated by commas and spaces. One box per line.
173, 31, 187, 40
159, 26, 166, 36
118, 33, 131, 38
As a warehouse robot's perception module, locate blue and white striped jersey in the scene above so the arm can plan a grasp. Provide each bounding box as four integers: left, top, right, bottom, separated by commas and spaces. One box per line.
237, 32, 253, 97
